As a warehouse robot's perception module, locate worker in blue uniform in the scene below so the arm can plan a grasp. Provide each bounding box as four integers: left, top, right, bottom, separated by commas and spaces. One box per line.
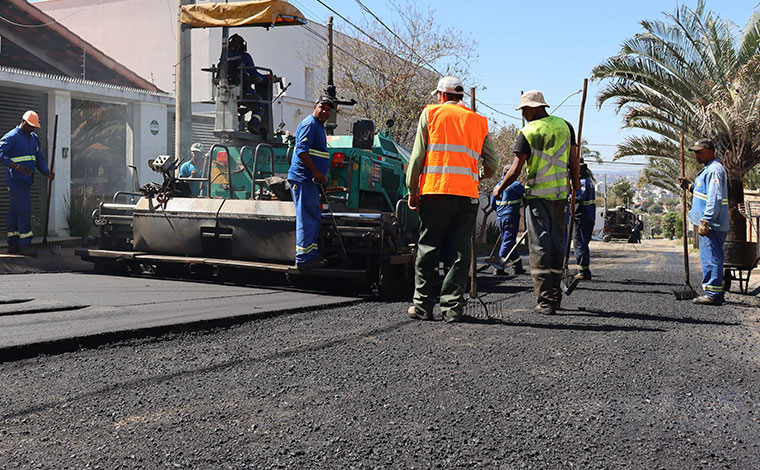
0, 111, 54, 256
287, 96, 334, 270
491, 165, 526, 275
572, 160, 596, 280
678, 138, 730, 306
226, 34, 266, 134
179, 142, 205, 196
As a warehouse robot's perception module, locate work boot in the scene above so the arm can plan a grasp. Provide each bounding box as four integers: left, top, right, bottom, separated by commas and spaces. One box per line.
443, 312, 462, 323
692, 295, 723, 306
513, 260, 526, 275
296, 259, 328, 271
493, 268, 507, 276
408, 306, 433, 321
574, 270, 591, 281
7, 244, 19, 255
534, 304, 556, 315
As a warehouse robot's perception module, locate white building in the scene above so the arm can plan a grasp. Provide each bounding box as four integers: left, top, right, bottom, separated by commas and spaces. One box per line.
0, 0, 173, 238
37, 0, 354, 149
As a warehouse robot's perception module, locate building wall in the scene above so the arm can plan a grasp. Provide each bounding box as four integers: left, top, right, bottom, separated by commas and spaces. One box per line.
36, 0, 352, 135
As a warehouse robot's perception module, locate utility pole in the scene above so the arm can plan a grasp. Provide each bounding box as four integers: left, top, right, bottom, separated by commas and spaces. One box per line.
323, 16, 356, 135
175, 0, 194, 162
325, 17, 336, 135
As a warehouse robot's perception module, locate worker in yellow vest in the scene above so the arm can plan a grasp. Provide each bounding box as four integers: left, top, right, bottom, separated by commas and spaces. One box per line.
406, 76, 499, 323
495, 91, 580, 315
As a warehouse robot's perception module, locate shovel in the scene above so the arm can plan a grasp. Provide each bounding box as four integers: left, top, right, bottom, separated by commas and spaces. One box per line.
673, 130, 698, 300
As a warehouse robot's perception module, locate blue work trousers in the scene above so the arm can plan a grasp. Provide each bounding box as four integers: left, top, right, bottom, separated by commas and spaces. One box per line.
573, 216, 594, 271
290, 179, 321, 265
699, 229, 727, 301
7, 181, 33, 249
498, 215, 520, 261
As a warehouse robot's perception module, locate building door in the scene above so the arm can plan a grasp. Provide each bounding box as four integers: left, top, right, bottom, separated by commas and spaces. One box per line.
0, 87, 48, 241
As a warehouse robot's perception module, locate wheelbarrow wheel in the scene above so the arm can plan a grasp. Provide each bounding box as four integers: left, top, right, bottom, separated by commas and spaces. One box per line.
723, 268, 732, 293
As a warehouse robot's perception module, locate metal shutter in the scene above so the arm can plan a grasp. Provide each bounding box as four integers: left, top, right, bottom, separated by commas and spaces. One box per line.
0, 87, 48, 239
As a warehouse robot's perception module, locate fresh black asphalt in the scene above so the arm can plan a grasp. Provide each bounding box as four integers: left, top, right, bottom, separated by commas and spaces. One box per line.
0, 240, 758, 469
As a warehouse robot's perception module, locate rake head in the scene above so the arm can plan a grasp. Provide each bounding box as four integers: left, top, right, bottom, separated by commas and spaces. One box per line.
561, 271, 579, 295
673, 283, 698, 300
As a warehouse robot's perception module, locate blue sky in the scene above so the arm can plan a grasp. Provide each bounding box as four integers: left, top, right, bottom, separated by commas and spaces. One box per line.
289, 0, 757, 176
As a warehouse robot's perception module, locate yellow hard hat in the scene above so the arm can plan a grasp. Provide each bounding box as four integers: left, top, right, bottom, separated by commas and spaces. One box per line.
22, 110, 40, 128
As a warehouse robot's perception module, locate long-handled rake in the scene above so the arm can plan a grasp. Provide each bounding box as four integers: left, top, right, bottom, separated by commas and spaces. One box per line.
674, 130, 698, 300
561, 78, 588, 295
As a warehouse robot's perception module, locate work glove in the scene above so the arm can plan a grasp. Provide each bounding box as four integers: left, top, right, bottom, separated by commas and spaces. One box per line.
698, 220, 710, 237
677, 177, 692, 192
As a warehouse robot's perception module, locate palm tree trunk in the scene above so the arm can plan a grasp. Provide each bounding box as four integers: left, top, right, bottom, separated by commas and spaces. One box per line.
726, 170, 746, 241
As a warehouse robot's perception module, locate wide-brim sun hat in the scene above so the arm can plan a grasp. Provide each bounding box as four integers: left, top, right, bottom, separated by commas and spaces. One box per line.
515, 90, 549, 110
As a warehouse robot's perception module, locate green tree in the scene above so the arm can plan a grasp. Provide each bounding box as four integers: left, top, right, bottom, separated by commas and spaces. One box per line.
611, 179, 635, 207
662, 211, 679, 238
591, 2, 760, 241
332, 0, 478, 148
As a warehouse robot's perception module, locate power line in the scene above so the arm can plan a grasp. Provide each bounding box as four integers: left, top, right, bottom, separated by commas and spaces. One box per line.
313, 0, 521, 121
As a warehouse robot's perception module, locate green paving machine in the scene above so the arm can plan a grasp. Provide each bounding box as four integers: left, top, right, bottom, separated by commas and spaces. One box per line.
77, 0, 417, 297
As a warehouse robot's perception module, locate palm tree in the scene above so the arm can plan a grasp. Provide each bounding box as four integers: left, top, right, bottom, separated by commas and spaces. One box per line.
591, 2, 760, 241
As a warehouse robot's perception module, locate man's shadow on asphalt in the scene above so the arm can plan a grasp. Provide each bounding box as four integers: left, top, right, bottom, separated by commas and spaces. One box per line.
562, 306, 739, 326
460, 314, 667, 332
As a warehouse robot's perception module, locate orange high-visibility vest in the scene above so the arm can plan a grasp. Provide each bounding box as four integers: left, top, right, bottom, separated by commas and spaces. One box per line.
419, 103, 489, 198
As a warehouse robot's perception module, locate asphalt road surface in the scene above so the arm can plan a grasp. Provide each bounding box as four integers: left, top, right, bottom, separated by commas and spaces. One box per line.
1, 239, 759, 469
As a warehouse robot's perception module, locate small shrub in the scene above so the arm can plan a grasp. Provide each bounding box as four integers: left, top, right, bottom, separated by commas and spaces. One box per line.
64, 193, 93, 240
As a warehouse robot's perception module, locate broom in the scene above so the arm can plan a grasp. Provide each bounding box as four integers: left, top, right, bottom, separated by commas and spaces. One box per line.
673, 130, 698, 300
561, 79, 588, 295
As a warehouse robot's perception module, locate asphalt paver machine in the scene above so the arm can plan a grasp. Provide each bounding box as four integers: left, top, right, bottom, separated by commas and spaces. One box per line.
77, 0, 417, 297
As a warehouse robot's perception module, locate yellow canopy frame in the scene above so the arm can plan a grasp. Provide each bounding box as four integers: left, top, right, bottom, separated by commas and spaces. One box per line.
180, 0, 307, 28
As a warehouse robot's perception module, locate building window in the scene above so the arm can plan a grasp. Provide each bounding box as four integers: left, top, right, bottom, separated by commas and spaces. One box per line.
70, 99, 127, 203
304, 67, 314, 101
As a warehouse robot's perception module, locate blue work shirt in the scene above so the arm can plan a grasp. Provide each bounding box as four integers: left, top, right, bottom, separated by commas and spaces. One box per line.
179, 160, 202, 196
287, 114, 330, 183
575, 177, 596, 221
491, 180, 524, 218
689, 158, 729, 232
0, 125, 49, 185
228, 50, 266, 85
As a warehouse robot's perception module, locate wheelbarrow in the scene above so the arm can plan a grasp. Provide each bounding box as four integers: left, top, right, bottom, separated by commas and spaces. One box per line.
723, 240, 760, 294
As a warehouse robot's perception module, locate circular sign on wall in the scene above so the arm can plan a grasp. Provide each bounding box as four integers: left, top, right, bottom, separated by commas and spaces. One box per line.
150, 120, 160, 135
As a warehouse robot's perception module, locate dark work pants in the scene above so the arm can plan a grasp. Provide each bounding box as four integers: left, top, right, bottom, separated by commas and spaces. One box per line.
413, 195, 478, 318
573, 216, 594, 271
525, 198, 567, 307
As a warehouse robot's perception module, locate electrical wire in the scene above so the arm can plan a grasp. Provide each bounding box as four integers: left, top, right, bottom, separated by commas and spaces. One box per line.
312, 0, 521, 121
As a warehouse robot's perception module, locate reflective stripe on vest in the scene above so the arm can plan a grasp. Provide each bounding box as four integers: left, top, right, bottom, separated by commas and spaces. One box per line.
521, 116, 571, 200
11, 155, 36, 163
419, 103, 489, 198
496, 199, 521, 206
